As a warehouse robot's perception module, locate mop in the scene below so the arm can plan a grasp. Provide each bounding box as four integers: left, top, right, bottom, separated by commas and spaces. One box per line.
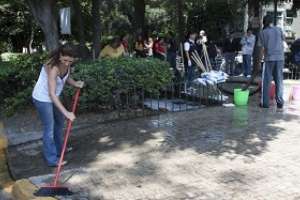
35, 88, 81, 196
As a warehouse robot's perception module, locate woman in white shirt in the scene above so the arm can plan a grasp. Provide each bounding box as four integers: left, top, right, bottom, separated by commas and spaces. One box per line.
32, 44, 84, 167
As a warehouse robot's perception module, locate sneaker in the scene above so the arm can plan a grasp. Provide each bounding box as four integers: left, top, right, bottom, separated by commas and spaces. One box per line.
57, 147, 73, 158
48, 160, 68, 167
66, 147, 73, 153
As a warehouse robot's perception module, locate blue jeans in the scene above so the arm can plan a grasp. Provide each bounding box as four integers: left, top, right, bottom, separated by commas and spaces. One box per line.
32, 98, 65, 166
243, 55, 252, 76
261, 61, 284, 107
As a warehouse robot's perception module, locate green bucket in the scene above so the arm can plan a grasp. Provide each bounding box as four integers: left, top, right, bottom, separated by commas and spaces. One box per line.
234, 88, 249, 106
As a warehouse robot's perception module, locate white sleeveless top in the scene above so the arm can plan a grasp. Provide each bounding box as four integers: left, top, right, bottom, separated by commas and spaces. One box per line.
32, 65, 69, 102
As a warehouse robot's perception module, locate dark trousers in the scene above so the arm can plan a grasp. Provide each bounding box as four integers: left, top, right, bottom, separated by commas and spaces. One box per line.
243, 54, 252, 76
167, 52, 179, 79
185, 64, 195, 88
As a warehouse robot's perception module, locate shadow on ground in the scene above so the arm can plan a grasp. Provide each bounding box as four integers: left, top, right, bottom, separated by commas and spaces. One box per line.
6, 96, 300, 183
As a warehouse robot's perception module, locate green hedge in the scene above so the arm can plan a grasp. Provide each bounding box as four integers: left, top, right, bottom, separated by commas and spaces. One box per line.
0, 53, 47, 115
67, 57, 172, 111
0, 55, 172, 115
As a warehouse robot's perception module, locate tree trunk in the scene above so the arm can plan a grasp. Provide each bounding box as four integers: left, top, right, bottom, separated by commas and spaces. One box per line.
28, 26, 34, 54
243, 1, 249, 32
26, 0, 59, 51
71, 0, 85, 47
175, 0, 185, 42
133, 0, 146, 35
92, 0, 101, 59
71, 0, 90, 60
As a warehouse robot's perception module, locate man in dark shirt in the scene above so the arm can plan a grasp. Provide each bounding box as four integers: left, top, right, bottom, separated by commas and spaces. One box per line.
166, 32, 179, 79
223, 33, 239, 75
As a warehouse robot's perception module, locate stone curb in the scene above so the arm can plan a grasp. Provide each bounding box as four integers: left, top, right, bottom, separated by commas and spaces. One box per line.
0, 122, 8, 150
0, 121, 13, 200
1, 122, 55, 200
12, 179, 56, 200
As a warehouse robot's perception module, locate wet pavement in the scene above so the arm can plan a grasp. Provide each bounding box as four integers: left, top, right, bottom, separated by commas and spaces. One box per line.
5, 94, 300, 199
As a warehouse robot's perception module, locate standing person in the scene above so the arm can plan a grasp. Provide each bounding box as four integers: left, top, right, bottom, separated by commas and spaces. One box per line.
223, 33, 237, 75
257, 15, 285, 109
135, 35, 146, 58
199, 30, 208, 44
144, 36, 154, 57
207, 41, 218, 70
121, 33, 130, 56
183, 31, 197, 88
153, 37, 166, 60
240, 28, 256, 78
166, 32, 179, 79
32, 44, 84, 167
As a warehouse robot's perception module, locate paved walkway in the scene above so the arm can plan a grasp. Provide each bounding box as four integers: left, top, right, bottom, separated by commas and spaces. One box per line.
6, 98, 300, 199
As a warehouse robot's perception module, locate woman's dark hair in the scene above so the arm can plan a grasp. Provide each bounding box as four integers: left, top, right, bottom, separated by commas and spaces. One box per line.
47, 43, 76, 67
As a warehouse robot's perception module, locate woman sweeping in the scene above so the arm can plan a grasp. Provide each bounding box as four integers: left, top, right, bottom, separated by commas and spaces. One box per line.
32, 44, 84, 167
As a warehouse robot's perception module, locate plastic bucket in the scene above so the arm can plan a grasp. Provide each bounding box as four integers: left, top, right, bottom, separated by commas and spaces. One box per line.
234, 88, 249, 106
292, 85, 300, 101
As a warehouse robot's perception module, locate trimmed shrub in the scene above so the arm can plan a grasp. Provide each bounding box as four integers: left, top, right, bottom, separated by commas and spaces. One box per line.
66, 57, 172, 111
0, 56, 172, 115
0, 53, 47, 115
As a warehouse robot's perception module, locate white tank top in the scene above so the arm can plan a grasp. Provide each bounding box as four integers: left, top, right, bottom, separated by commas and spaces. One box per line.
32, 65, 69, 102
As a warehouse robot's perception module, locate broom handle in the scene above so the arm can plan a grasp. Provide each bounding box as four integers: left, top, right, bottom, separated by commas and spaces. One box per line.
53, 88, 81, 186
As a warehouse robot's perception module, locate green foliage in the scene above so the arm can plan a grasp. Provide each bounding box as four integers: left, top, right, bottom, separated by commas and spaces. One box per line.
0, 55, 172, 115
68, 57, 172, 111
0, 53, 47, 115
1, 52, 22, 61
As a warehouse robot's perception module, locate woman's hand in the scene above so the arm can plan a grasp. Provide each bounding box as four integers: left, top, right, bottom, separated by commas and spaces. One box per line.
65, 111, 76, 121
75, 81, 84, 88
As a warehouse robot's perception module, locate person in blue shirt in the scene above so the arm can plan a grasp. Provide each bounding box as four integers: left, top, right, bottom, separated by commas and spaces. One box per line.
240, 28, 256, 78
257, 15, 285, 109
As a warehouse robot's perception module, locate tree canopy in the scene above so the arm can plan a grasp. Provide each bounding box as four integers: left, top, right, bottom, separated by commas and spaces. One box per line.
0, 0, 299, 56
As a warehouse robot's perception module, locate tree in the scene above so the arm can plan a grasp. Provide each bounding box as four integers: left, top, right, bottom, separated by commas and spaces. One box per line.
26, 0, 59, 51
91, 0, 101, 58
175, 0, 185, 42
71, 0, 90, 59
133, 0, 146, 34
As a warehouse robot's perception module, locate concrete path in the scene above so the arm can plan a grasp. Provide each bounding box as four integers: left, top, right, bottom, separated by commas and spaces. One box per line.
6, 101, 300, 200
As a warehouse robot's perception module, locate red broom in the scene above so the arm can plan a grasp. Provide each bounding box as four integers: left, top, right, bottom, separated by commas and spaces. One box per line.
35, 88, 81, 196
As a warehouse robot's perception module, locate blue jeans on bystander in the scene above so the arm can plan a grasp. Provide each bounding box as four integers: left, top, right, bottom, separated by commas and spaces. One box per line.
243, 54, 252, 76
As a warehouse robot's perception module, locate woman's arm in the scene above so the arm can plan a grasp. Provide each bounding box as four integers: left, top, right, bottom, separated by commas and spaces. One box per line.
67, 77, 84, 88
48, 66, 75, 121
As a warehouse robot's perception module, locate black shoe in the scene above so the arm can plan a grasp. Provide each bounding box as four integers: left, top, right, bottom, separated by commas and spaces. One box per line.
277, 104, 284, 112
277, 104, 283, 109
259, 103, 269, 108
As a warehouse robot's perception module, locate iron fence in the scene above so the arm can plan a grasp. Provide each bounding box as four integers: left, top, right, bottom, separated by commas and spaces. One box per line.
92, 81, 225, 122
